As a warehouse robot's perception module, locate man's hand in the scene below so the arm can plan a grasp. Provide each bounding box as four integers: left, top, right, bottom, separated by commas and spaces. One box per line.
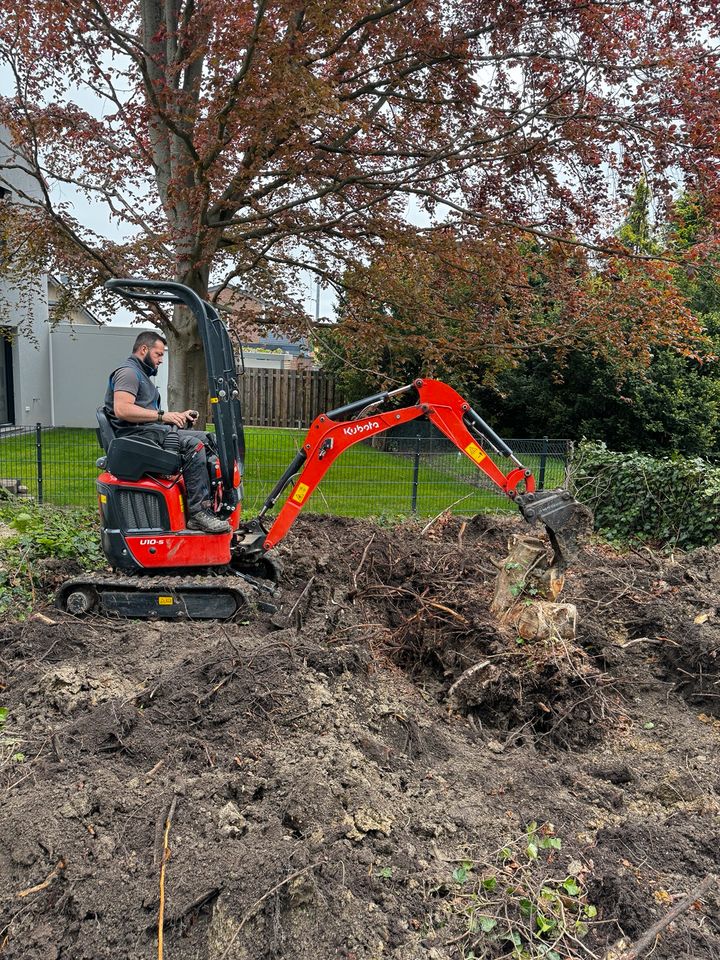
113, 391, 201, 428
162, 410, 198, 428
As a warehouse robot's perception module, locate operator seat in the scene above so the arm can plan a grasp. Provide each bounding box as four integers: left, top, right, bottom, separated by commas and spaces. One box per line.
96, 407, 181, 481
96, 407, 116, 454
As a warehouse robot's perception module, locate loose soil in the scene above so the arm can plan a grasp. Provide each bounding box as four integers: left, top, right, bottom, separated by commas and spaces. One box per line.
1, 515, 719, 960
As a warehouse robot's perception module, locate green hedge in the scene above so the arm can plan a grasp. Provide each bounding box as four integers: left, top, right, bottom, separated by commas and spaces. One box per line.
573, 441, 720, 549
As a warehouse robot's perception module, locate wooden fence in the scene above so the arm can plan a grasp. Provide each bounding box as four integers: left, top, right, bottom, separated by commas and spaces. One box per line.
238, 369, 341, 427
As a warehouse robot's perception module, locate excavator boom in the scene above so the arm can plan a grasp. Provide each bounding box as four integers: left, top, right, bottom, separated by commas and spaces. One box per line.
236, 379, 587, 568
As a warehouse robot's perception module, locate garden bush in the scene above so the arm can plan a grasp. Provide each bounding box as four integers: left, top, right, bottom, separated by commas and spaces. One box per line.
0, 499, 103, 616
573, 441, 720, 549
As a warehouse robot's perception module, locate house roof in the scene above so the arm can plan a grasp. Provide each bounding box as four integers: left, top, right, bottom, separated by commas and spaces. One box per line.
209, 282, 309, 355
47, 275, 102, 325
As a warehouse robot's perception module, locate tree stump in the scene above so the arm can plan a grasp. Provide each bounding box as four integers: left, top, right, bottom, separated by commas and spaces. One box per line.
491, 533, 577, 641
447, 528, 591, 718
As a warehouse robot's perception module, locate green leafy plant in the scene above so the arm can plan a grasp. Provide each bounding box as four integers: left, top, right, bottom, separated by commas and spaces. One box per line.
11, 512, 33, 533
573, 441, 720, 550
372, 512, 412, 528
453, 823, 598, 960
0, 501, 103, 616
453, 861, 474, 885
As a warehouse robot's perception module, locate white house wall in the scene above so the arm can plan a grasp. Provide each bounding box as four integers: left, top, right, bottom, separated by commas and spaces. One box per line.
242, 349, 293, 369
50, 325, 170, 428
0, 126, 54, 427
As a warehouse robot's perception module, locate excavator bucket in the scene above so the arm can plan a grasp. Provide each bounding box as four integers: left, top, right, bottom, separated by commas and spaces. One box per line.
515, 490, 593, 569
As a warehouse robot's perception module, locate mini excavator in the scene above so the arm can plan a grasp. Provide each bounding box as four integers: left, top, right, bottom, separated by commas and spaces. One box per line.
57, 279, 585, 620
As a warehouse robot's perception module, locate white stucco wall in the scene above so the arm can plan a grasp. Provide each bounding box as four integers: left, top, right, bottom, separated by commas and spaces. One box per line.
1, 125, 53, 425
50, 324, 170, 428
242, 349, 290, 370
0, 267, 54, 426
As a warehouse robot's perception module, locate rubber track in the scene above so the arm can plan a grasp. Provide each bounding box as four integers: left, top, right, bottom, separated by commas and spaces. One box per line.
56, 572, 257, 617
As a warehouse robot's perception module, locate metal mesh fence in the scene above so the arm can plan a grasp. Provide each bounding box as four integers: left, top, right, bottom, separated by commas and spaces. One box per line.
0, 425, 102, 507
0, 422, 571, 518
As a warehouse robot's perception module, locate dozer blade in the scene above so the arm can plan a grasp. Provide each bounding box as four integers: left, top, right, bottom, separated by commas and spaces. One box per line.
515, 489, 593, 568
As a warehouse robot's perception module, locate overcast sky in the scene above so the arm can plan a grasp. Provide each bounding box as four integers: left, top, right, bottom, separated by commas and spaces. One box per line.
52, 174, 336, 324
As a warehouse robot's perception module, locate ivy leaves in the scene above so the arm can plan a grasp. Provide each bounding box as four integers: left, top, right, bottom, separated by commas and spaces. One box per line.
575, 441, 720, 550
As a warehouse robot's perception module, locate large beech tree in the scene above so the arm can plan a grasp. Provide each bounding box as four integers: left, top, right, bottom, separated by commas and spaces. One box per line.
1, 0, 719, 409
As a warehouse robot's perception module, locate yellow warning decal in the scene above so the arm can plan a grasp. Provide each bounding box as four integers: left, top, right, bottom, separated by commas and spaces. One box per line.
464, 442, 486, 464
158, 596, 174, 606
210, 397, 219, 404
99, 494, 107, 503
292, 482, 310, 504
178, 494, 185, 513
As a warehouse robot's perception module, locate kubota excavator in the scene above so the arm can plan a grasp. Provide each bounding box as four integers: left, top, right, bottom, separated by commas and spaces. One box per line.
57, 279, 585, 619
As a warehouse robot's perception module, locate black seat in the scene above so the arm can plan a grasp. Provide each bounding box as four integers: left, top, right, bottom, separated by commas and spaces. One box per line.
96, 407, 181, 481
96, 407, 116, 454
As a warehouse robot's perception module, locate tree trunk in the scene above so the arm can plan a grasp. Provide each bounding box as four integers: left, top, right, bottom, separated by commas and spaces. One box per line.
165, 326, 207, 415
447, 533, 579, 710
165, 266, 211, 415
491, 533, 577, 641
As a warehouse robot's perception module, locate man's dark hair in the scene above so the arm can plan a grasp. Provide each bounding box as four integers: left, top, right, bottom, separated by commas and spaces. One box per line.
132, 330, 167, 353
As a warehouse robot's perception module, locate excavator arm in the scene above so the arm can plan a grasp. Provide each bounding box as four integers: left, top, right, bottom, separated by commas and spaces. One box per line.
235, 379, 585, 567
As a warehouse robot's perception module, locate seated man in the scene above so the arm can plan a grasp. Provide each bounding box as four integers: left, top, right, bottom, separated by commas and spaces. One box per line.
104, 330, 231, 534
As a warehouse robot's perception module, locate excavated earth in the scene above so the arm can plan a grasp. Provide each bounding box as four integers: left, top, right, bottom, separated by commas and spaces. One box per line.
1, 514, 719, 960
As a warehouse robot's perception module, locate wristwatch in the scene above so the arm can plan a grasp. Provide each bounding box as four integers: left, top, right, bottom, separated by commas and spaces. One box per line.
157, 410, 164, 422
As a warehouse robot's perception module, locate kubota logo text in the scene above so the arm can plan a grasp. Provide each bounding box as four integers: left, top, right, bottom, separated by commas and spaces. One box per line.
343, 420, 380, 437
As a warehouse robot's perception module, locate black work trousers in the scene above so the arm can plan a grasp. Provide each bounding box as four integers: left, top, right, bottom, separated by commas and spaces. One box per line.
121, 425, 213, 515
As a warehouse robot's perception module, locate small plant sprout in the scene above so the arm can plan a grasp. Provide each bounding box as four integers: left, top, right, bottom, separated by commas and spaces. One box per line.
453, 861, 474, 885
452, 823, 598, 960
0, 707, 24, 766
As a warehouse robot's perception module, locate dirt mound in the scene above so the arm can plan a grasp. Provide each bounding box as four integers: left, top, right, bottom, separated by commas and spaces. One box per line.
1, 515, 718, 959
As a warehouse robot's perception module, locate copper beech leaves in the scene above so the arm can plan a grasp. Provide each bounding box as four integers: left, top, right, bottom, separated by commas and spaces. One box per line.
0, 1, 719, 406
322, 232, 707, 389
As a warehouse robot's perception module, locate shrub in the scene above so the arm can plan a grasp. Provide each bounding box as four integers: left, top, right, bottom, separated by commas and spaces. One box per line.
572, 441, 720, 549
0, 500, 102, 616
449, 822, 598, 960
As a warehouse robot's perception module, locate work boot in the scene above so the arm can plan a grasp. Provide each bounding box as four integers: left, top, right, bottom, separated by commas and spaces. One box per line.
187, 509, 232, 534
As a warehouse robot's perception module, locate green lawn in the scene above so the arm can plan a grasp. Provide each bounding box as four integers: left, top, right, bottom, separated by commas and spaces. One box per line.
0, 426, 565, 518
0, 428, 101, 508
429, 447, 567, 491
243, 427, 515, 518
